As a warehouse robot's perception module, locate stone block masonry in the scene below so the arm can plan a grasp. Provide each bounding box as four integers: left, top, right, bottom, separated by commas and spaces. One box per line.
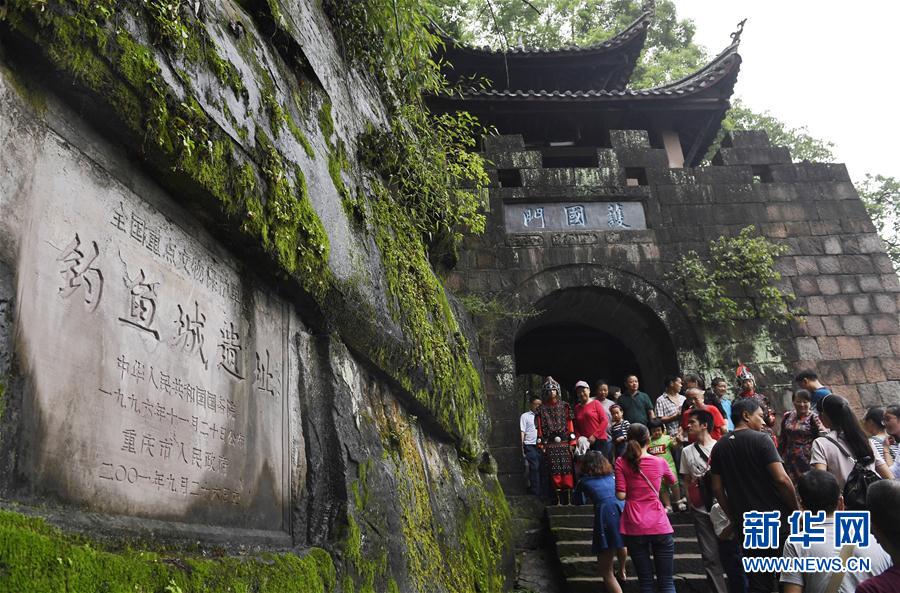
455, 129, 900, 459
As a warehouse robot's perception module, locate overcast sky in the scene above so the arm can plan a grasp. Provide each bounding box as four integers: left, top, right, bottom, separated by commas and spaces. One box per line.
675, 1, 899, 182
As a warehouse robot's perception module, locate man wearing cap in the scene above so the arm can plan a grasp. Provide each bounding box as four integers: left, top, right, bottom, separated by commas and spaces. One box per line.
573, 380, 610, 458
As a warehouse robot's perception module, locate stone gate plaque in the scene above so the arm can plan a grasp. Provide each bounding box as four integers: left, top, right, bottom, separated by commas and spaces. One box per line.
14, 135, 292, 532
504, 201, 647, 233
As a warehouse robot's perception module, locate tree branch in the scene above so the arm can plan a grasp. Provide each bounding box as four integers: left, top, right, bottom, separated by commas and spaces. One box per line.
519, 0, 542, 15
483, 0, 510, 87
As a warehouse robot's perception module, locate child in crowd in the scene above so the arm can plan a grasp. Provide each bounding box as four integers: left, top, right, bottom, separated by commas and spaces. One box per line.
609, 405, 630, 459
648, 418, 685, 512
572, 436, 592, 505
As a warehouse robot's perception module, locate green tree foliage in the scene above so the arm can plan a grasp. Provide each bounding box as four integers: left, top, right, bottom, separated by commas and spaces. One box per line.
666, 226, 796, 327
435, 1, 842, 165
712, 98, 835, 162
858, 174, 900, 270
433, 0, 707, 87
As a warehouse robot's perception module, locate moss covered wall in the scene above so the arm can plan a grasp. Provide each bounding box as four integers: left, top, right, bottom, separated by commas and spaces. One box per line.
0, 510, 337, 593
0, 0, 485, 455
0, 0, 510, 591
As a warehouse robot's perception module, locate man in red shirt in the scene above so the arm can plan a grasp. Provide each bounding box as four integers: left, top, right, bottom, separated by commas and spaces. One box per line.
681, 387, 726, 441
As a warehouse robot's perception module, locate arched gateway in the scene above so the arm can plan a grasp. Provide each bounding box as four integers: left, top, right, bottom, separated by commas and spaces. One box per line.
437, 18, 900, 493
511, 265, 693, 394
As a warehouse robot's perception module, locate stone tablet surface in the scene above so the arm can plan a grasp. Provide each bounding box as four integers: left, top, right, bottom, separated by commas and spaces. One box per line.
14, 133, 292, 532
504, 201, 647, 233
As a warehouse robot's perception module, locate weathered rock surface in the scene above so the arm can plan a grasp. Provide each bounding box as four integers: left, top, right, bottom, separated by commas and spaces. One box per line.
0, 1, 511, 591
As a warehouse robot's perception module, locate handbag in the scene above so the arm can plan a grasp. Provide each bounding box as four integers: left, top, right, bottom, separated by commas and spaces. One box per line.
823, 436, 881, 511
637, 465, 667, 512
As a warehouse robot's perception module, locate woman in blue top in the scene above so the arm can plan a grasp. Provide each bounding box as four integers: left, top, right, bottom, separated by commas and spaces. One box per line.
575, 451, 627, 592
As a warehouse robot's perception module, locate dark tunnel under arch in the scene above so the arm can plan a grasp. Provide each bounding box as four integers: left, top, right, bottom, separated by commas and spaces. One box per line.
514, 286, 681, 398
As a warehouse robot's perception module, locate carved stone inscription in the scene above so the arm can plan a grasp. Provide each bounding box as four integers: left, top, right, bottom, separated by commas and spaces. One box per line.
16, 138, 291, 532
504, 201, 647, 233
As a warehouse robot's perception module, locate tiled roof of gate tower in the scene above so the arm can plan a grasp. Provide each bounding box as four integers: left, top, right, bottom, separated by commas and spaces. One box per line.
428, 16, 746, 167
437, 8, 653, 93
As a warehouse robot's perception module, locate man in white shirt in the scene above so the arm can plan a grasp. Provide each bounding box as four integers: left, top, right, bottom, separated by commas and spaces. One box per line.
680, 408, 727, 593
520, 396, 543, 497
780, 469, 892, 593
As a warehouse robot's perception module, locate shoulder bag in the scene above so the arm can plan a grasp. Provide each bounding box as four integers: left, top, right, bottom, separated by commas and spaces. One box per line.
692, 442, 715, 511
822, 436, 880, 511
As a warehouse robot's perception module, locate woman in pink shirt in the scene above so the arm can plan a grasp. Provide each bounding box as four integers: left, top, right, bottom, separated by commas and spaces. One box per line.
615, 423, 676, 593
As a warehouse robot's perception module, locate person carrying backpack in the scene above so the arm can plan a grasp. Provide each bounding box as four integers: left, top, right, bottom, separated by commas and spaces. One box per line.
810, 394, 892, 509
679, 409, 727, 593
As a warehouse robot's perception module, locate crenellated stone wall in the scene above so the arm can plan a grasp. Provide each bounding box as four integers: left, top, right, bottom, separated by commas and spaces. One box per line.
450, 129, 900, 493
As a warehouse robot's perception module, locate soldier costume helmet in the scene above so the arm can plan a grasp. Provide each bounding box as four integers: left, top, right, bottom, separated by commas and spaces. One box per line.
542, 377, 561, 394
735, 363, 754, 383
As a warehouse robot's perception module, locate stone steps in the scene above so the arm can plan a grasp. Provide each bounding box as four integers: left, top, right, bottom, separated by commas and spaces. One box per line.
560, 552, 707, 577
550, 515, 694, 537
566, 573, 709, 593
555, 536, 701, 557
548, 504, 710, 593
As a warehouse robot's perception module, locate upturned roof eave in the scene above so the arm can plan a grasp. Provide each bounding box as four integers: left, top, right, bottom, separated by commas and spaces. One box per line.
438, 9, 652, 60
435, 37, 741, 104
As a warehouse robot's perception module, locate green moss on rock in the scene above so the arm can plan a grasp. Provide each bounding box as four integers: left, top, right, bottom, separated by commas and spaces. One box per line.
0, 510, 336, 593
368, 182, 484, 457
5, 0, 333, 301
367, 404, 509, 593
0, 377, 6, 437
318, 102, 335, 147
4, 0, 488, 456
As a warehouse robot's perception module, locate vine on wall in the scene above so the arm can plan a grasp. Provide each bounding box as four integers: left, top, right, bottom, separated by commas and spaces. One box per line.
666, 225, 797, 327
459, 294, 539, 356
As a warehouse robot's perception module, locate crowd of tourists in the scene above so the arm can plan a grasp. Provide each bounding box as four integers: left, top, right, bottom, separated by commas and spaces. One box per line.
518, 368, 900, 593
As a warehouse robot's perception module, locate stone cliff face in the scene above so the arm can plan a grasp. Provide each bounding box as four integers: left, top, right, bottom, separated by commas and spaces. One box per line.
0, 1, 510, 591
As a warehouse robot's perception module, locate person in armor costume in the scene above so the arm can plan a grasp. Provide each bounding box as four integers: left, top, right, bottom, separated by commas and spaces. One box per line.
735, 364, 778, 445
536, 377, 577, 505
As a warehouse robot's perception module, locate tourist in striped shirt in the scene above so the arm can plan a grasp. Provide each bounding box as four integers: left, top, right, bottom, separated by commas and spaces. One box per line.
609, 404, 630, 459
864, 407, 894, 468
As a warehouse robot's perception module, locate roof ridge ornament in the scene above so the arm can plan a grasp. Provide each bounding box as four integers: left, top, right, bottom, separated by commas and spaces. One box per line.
641, 0, 656, 16
730, 18, 748, 45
